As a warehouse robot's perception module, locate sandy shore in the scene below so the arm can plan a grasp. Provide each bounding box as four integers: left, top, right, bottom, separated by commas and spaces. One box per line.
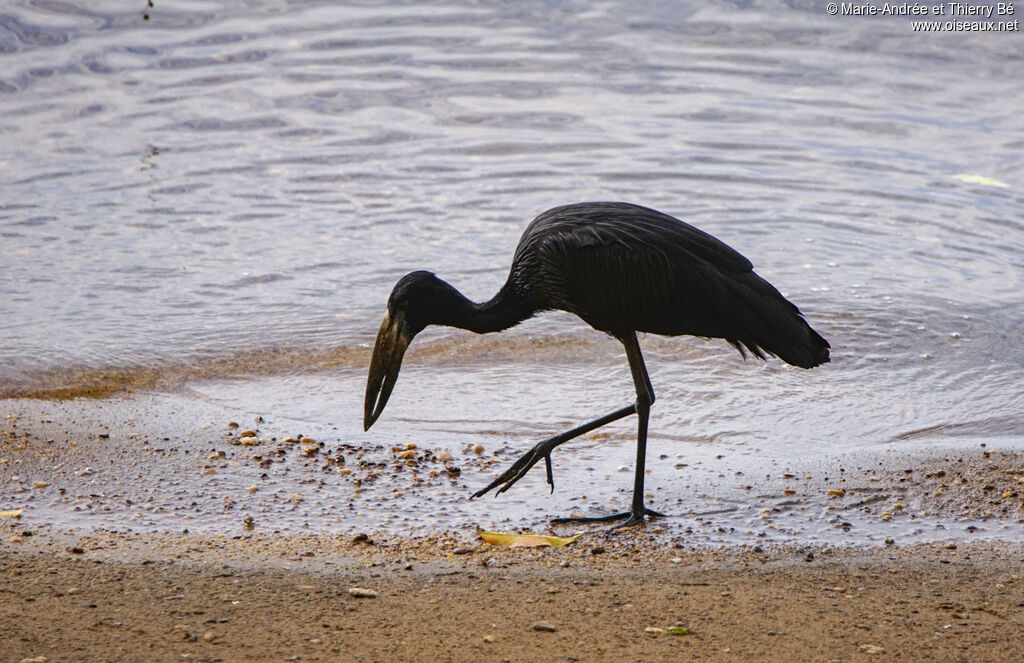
3, 395, 1024, 661
3, 534, 1024, 662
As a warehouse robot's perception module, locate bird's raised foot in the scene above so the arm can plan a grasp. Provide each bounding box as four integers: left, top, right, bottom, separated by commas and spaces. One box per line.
470, 438, 559, 500
551, 506, 666, 533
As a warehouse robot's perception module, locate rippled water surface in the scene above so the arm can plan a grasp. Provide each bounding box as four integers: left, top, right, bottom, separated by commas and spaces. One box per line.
2, 1, 1022, 541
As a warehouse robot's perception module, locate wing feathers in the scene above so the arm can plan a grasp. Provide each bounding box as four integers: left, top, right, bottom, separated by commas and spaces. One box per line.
513, 202, 830, 369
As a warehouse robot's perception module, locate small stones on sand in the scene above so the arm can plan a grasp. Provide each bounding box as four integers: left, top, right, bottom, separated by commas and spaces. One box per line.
348, 587, 378, 599
532, 621, 557, 632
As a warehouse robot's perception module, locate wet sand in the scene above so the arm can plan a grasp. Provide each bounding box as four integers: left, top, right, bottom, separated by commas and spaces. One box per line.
2, 397, 1024, 661
3, 534, 1024, 662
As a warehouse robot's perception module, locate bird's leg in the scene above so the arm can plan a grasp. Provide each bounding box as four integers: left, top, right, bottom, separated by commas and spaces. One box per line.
551, 332, 666, 531
471, 404, 636, 499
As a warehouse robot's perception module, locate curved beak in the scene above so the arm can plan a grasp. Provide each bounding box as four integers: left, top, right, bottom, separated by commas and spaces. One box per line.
364, 310, 413, 431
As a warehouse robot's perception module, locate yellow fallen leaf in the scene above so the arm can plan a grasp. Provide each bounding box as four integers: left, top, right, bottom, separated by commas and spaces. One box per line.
478, 529, 583, 548
0, 508, 25, 518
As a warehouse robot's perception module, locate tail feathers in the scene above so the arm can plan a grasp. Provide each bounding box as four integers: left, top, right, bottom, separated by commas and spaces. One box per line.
721, 272, 830, 369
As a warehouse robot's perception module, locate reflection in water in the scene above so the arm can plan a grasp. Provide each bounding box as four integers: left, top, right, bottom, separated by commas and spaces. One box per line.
1, 1, 1022, 540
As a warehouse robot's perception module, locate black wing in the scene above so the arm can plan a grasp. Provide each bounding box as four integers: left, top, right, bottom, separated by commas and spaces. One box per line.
511, 202, 829, 368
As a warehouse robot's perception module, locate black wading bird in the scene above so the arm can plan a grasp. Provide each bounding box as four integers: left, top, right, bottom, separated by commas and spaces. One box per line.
364, 202, 829, 530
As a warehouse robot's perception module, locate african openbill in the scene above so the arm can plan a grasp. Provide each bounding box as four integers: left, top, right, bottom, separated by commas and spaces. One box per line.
364, 202, 830, 530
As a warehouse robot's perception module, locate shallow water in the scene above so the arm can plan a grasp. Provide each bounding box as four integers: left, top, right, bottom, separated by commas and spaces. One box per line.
2, 1, 1022, 543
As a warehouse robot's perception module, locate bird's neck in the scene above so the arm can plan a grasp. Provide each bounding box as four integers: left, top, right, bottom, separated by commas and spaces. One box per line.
438, 281, 532, 335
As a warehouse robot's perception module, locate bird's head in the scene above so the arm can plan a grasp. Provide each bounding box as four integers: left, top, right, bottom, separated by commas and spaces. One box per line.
363, 271, 456, 431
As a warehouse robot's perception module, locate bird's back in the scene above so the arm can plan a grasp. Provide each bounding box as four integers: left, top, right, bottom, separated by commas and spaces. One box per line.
508, 202, 830, 369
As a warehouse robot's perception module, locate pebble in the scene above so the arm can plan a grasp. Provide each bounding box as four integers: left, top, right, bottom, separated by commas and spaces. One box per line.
532, 621, 557, 632
32, 481, 47, 489
348, 587, 378, 599
20, 657, 47, 663
203, 631, 215, 642
239, 429, 257, 437
859, 644, 885, 655
590, 545, 606, 555
472, 444, 485, 455
436, 450, 453, 462
645, 627, 665, 635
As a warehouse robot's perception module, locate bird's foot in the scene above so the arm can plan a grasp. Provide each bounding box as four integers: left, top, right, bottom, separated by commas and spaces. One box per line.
551, 506, 666, 533
471, 438, 559, 499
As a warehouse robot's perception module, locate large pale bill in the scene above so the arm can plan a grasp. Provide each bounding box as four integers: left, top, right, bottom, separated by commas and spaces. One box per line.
363, 310, 412, 431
